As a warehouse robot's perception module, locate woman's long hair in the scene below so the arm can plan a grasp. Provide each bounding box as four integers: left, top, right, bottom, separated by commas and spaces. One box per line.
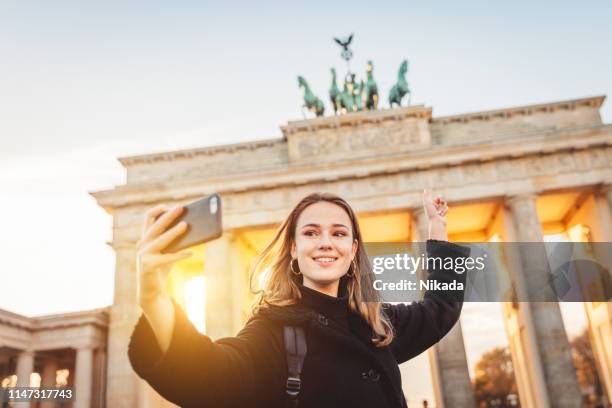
250, 192, 394, 347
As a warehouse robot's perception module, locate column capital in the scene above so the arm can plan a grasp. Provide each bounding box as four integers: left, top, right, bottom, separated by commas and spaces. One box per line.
504, 193, 544, 243
505, 192, 538, 207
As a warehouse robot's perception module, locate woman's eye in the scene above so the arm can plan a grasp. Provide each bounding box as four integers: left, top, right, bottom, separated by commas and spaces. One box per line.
302, 230, 347, 237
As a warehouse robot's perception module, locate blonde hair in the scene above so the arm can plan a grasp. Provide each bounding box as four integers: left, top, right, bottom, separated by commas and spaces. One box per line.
250, 192, 394, 347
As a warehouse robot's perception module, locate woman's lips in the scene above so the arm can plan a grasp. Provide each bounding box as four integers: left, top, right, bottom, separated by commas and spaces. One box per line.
312, 257, 338, 267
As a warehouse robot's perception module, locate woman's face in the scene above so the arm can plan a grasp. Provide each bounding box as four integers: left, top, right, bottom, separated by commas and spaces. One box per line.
291, 201, 358, 291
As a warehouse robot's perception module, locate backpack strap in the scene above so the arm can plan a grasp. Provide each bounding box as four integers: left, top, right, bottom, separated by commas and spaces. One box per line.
283, 325, 307, 408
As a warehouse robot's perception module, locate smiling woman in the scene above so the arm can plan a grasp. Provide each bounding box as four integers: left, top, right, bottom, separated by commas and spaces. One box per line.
128, 191, 470, 408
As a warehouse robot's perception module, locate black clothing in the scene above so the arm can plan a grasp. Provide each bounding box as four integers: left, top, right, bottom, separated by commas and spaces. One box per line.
128, 240, 469, 408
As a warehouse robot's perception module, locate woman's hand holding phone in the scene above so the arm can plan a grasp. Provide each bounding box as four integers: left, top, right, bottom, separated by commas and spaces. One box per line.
135, 204, 193, 353
136, 204, 193, 307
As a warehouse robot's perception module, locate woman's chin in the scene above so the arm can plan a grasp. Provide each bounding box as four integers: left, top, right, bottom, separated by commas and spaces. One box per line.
303, 272, 343, 286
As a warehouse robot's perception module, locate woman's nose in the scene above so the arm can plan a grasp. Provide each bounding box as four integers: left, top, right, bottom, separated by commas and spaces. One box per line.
317, 232, 333, 248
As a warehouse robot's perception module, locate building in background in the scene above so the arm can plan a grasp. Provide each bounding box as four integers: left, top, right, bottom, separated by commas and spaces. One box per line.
0, 308, 108, 408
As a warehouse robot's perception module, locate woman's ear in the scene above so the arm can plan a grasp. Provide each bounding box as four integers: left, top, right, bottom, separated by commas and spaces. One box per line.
352, 239, 358, 258
291, 241, 296, 259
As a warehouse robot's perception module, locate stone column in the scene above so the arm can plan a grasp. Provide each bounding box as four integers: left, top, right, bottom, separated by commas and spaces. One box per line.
412, 208, 475, 408
40, 359, 58, 408
582, 185, 612, 405
605, 184, 612, 213
14, 350, 34, 408
592, 185, 612, 269
15, 351, 34, 387
506, 194, 581, 407
584, 301, 612, 406
107, 244, 141, 408
74, 346, 94, 408
40, 359, 57, 386
92, 348, 107, 408
231, 233, 253, 335
497, 205, 549, 408
205, 232, 236, 340
0, 354, 8, 381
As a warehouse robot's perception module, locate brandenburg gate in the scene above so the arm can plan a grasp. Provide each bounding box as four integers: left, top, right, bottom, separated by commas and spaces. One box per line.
93, 95, 612, 407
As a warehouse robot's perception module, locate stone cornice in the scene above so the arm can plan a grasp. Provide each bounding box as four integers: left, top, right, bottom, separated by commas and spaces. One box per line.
91, 124, 612, 209
432, 95, 605, 125
0, 308, 33, 330
34, 308, 109, 330
281, 105, 432, 136
118, 137, 284, 167
113, 96, 605, 169
0, 307, 110, 331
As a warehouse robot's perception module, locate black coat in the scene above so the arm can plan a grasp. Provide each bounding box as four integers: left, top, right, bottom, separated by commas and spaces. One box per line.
128, 240, 469, 408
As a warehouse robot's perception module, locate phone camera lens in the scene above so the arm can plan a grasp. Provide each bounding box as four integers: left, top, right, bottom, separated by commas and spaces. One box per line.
210, 196, 219, 214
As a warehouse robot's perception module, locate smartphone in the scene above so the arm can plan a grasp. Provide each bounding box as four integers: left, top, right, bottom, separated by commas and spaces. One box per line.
158, 193, 223, 253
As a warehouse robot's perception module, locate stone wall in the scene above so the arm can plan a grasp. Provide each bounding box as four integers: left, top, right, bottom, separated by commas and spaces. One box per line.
431, 97, 603, 145
122, 138, 288, 185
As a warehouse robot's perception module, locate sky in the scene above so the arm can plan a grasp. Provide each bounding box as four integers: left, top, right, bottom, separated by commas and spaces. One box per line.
1, 0, 609, 381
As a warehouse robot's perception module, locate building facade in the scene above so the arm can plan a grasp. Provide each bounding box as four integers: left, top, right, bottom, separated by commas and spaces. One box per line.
0, 307, 109, 408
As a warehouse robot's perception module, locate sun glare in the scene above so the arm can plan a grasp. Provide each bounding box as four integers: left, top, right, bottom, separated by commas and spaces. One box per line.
185, 276, 207, 334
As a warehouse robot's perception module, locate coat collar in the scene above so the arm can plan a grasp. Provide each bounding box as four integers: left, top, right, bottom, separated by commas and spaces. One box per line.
256, 276, 370, 341
257, 276, 351, 322
297, 281, 350, 329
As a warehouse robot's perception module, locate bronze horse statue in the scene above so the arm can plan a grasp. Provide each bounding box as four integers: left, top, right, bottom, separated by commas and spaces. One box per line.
388, 60, 410, 107
298, 76, 325, 117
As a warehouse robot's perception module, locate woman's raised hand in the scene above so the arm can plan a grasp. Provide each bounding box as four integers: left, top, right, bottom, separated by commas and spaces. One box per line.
136, 204, 192, 307
422, 189, 449, 241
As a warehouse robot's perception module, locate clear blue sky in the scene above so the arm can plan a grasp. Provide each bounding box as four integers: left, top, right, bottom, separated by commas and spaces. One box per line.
0, 0, 605, 358
1, 1, 610, 160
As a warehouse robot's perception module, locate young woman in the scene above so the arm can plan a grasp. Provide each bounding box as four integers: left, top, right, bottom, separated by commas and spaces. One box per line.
128, 190, 469, 408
